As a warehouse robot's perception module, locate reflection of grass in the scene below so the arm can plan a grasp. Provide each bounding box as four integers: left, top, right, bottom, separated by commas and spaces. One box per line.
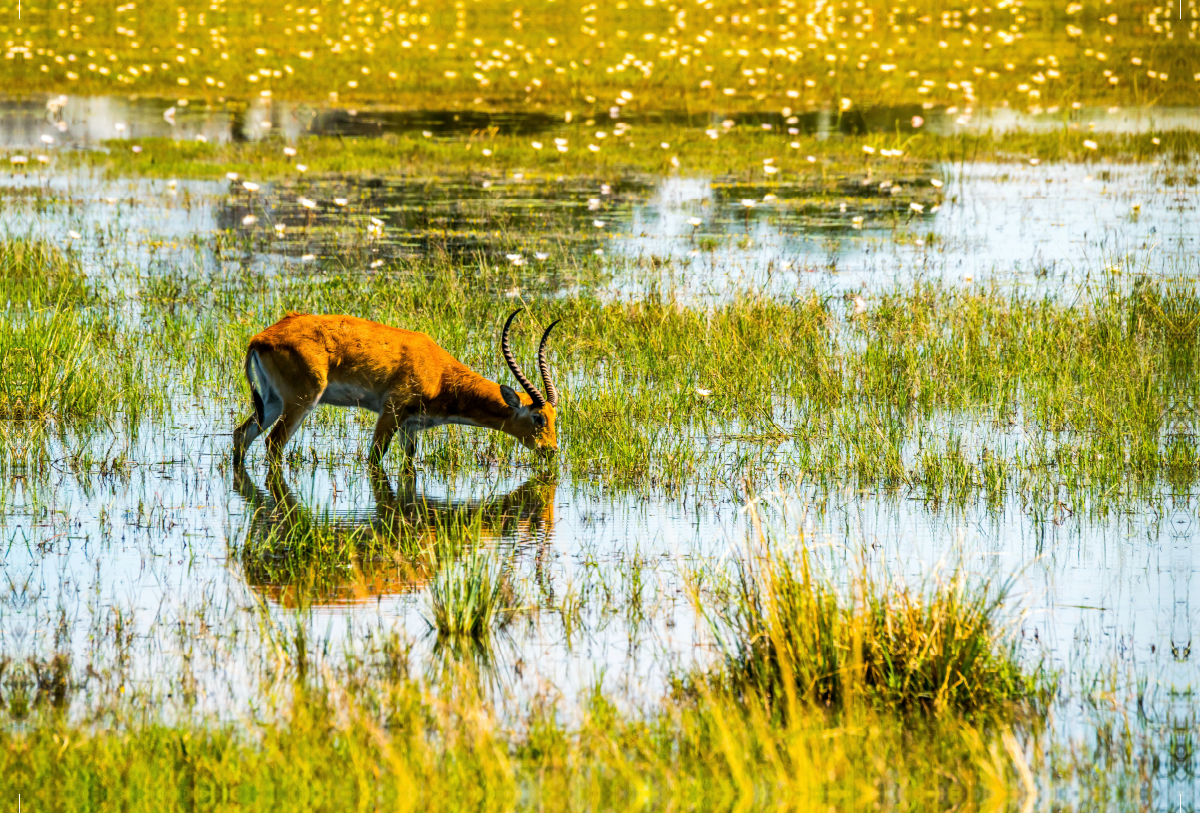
0, 238, 87, 307
4, 0, 1196, 110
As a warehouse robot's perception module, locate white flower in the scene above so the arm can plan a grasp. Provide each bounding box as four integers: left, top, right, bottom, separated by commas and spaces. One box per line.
594, 220, 606, 228
588, 199, 601, 210
482, 149, 493, 156
333, 198, 348, 206
68, 230, 82, 239
740, 199, 756, 208
688, 217, 702, 226
300, 198, 317, 209
370, 259, 385, 268
274, 223, 286, 235
296, 164, 308, 172
243, 182, 260, 192
40, 134, 54, 144
853, 295, 867, 315
226, 172, 239, 181
283, 147, 297, 157
910, 203, 925, 213
506, 253, 525, 265
695, 387, 712, 397
242, 215, 258, 226
301, 254, 316, 261
534, 252, 549, 260
532, 141, 543, 149
931, 179, 944, 188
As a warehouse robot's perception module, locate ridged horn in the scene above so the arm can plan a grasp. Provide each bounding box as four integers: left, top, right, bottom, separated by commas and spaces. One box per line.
501, 309, 545, 408
537, 319, 562, 407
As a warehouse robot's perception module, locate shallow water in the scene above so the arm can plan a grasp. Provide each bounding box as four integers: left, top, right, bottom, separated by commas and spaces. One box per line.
3, 155, 1196, 299
1, 113, 1198, 802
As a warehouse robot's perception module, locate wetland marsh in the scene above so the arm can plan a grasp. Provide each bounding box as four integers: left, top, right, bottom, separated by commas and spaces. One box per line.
2, 0, 1200, 808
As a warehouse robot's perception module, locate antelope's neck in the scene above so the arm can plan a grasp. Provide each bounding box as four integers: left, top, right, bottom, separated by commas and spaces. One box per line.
438, 365, 515, 429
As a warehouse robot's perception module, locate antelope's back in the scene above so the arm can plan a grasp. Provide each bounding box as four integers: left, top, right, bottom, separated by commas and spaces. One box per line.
250, 313, 459, 393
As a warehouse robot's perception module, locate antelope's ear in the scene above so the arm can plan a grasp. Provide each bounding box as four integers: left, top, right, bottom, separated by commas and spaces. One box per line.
500, 384, 522, 409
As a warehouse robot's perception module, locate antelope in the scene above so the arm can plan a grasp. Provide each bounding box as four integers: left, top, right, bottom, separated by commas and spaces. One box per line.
232, 308, 561, 466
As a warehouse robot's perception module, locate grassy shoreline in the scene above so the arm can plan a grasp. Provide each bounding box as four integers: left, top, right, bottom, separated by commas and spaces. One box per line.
7, 127, 1198, 183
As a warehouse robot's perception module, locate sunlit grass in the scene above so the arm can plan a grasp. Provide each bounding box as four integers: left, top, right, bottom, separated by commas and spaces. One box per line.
2, 0, 1195, 111
34, 127, 1200, 184
4, 234, 1195, 506
698, 504, 1047, 716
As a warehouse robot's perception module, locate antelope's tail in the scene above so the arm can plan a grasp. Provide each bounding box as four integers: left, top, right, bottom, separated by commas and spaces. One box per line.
245, 350, 265, 427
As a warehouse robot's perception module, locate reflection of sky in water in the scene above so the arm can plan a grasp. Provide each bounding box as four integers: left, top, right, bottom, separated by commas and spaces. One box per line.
4, 409, 1196, 725
0, 152, 1197, 804
611, 162, 1195, 296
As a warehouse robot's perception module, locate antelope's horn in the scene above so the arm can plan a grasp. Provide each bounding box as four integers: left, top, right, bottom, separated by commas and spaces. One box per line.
537, 319, 562, 408
501, 309, 545, 408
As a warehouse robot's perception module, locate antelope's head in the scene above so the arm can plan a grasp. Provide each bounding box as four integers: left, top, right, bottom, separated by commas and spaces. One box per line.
499, 309, 561, 457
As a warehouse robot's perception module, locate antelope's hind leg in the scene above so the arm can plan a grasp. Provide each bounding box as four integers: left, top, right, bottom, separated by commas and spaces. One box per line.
264, 390, 323, 466
233, 391, 284, 463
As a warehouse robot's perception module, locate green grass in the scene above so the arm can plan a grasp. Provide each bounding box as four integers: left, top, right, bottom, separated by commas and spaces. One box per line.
24, 127, 1200, 185
426, 543, 515, 639
698, 509, 1047, 715
0, 671, 1042, 811
4, 236, 1195, 506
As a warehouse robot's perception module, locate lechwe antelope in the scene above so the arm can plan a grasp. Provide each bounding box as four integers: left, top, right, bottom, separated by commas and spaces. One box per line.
232, 309, 561, 465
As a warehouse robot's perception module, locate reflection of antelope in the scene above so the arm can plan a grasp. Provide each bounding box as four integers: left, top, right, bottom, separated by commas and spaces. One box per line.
232, 461, 556, 607
233, 309, 562, 466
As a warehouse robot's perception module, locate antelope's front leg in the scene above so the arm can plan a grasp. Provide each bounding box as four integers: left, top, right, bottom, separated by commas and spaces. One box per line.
370, 403, 417, 466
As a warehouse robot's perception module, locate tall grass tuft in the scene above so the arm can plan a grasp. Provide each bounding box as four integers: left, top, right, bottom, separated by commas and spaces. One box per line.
705, 507, 1045, 716
426, 545, 514, 641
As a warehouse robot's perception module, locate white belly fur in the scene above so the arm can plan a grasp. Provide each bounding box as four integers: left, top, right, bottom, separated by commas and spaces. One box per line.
319, 381, 386, 413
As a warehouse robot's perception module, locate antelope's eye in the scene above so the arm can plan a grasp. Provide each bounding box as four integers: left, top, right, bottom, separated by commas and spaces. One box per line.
533, 413, 546, 429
